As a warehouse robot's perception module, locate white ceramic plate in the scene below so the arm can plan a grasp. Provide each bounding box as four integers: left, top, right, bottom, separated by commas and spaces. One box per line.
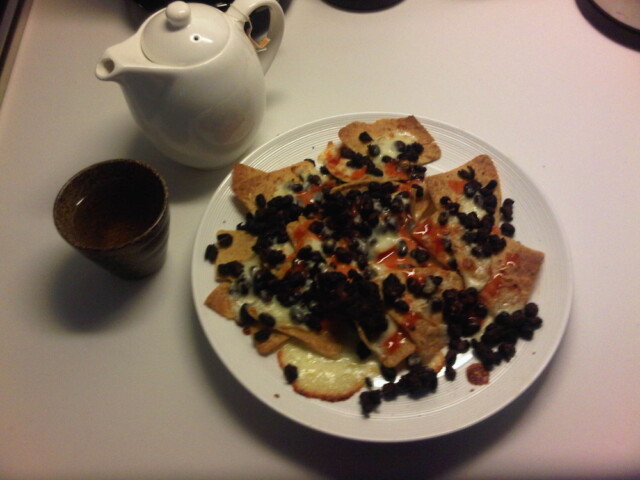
191, 113, 572, 442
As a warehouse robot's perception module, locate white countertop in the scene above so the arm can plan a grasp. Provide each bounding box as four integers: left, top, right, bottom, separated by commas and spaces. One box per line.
1, 1, 639, 478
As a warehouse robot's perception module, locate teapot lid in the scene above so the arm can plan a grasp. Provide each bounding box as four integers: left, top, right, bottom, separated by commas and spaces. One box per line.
141, 1, 230, 66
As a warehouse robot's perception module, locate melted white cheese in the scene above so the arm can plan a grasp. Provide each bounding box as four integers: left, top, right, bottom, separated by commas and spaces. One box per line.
280, 341, 378, 398
375, 133, 418, 160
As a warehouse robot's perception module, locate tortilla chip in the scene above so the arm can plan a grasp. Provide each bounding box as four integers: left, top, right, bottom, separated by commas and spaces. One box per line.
275, 325, 342, 359
416, 155, 505, 285
356, 324, 416, 368
329, 179, 372, 195
411, 211, 457, 269
389, 306, 447, 371
231, 163, 263, 190
426, 154, 501, 209
204, 283, 236, 319
214, 230, 257, 280
480, 238, 545, 315
389, 267, 464, 370
232, 161, 317, 212
205, 286, 290, 354
339, 116, 441, 164
398, 180, 430, 221
249, 325, 290, 355
320, 117, 441, 183
286, 217, 319, 251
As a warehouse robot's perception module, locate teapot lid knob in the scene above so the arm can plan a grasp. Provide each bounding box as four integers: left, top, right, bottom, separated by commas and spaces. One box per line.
166, 2, 191, 28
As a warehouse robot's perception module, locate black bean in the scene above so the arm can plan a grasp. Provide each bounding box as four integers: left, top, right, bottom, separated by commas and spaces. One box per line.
494, 311, 512, 326
321, 238, 336, 255
500, 198, 515, 222
284, 364, 298, 384
445, 366, 457, 381
296, 245, 313, 260
359, 390, 381, 415
464, 180, 481, 198
255, 193, 266, 208
462, 231, 477, 244
466, 212, 481, 229
446, 201, 460, 214
359, 131, 373, 143
475, 303, 488, 319
442, 237, 453, 253
204, 243, 218, 263
335, 247, 353, 264
367, 144, 381, 157
483, 194, 498, 213
500, 222, 515, 237
380, 365, 397, 381
382, 273, 405, 300
347, 157, 364, 169
253, 328, 271, 343
238, 304, 256, 326
519, 326, 535, 341
407, 185, 423, 200
393, 299, 410, 313
381, 382, 398, 400
409, 165, 426, 180
458, 166, 475, 180
397, 240, 408, 257
445, 349, 457, 367
258, 313, 276, 327
309, 220, 324, 235
410, 248, 430, 264
286, 270, 306, 288
405, 276, 420, 296
449, 338, 470, 353
524, 302, 539, 318
498, 343, 516, 361
307, 174, 321, 186
340, 145, 356, 159
263, 249, 285, 266
217, 233, 233, 247
218, 261, 244, 277
526, 316, 543, 330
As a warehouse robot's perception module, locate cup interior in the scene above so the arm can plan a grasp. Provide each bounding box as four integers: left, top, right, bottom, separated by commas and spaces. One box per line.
54, 160, 168, 251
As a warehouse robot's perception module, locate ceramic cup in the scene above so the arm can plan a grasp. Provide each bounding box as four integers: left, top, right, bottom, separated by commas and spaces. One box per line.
53, 159, 169, 279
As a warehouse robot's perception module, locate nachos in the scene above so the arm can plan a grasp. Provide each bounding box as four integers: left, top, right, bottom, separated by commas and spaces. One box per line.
203, 116, 545, 414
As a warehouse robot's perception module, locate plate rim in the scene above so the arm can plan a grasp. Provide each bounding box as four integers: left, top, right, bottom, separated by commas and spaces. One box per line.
191, 112, 573, 442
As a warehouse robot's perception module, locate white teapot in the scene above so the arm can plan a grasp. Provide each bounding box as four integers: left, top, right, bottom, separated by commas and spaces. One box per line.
96, 1, 284, 169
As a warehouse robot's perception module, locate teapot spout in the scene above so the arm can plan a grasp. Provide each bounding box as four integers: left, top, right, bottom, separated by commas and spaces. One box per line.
96, 53, 120, 81
95, 39, 153, 82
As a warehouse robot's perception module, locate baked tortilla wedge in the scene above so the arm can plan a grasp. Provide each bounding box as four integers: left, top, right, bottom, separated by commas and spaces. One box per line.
232, 160, 317, 212
480, 237, 545, 315
321, 116, 441, 183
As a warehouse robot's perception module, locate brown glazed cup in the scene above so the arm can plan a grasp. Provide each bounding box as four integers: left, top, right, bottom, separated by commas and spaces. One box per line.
53, 159, 169, 279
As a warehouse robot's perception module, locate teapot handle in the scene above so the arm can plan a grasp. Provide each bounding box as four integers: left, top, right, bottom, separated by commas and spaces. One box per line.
228, 0, 285, 74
